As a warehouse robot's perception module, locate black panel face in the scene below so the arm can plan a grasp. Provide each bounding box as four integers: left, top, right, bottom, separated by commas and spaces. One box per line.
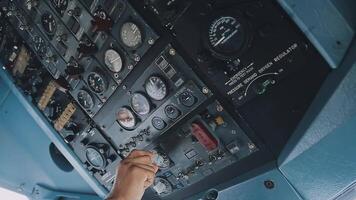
0, 0, 330, 199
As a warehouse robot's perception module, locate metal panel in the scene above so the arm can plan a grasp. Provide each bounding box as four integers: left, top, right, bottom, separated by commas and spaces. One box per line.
0, 68, 108, 199
278, 40, 356, 200
0, 78, 97, 198
278, 0, 355, 68
280, 116, 356, 200
186, 165, 302, 200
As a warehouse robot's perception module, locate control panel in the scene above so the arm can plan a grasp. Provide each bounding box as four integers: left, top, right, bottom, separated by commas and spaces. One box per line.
0, 0, 330, 199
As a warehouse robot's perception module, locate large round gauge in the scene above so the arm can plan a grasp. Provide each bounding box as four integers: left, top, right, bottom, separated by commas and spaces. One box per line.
77, 90, 94, 109
207, 15, 247, 59
87, 72, 107, 93
85, 147, 106, 169
130, 93, 150, 115
120, 22, 143, 48
104, 49, 123, 73
51, 0, 68, 14
117, 107, 136, 129
41, 12, 57, 35
145, 76, 167, 101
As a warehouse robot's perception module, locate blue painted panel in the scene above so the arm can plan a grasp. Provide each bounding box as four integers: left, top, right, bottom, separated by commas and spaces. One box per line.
278, 0, 355, 68
0, 77, 10, 104
186, 165, 302, 200
0, 91, 94, 196
279, 41, 356, 199
0, 69, 108, 198
280, 116, 356, 200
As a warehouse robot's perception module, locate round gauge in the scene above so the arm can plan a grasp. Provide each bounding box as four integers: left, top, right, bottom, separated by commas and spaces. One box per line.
51, 0, 68, 14
130, 93, 150, 115
207, 15, 247, 59
87, 72, 107, 93
179, 91, 196, 107
120, 22, 143, 48
104, 49, 123, 73
41, 12, 57, 35
117, 107, 136, 129
85, 147, 106, 169
152, 177, 173, 195
152, 117, 166, 130
145, 76, 167, 101
77, 90, 94, 109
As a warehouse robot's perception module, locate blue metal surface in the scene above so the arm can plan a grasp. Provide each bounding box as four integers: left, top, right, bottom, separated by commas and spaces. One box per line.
279, 115, 356, 200
0, 68, 108, 199
30, 185, 101, 200
187, 164, 302, 200
278, 0, 355, 68
278, 38, 356, 200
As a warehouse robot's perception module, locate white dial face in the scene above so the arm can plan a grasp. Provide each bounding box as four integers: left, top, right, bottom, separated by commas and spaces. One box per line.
105, 49, 123, 73
120, 22, 143, 48
145, 76, 168, 101
117, 107, 136, 129
130, 93, 150, 115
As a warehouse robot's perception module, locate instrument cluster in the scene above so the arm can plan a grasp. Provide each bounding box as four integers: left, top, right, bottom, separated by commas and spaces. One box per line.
0, 0, 330, 199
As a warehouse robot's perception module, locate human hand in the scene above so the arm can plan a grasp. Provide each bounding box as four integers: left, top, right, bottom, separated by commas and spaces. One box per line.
107, 150, 159, 200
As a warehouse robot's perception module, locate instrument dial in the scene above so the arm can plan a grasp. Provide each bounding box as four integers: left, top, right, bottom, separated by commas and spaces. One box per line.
104, 49, 123, 73
208, 16, 247, 59
130, 93, 150, 115
51, 0, 68, 14
77, 90, 94, 109
120, 22, 143, 48
145, 76, 167, 101
117, 107, 136, 129
41, 12, 57, 35
85, 147, 106, 169
87, 72, 107, 93
152, 177, 173, 195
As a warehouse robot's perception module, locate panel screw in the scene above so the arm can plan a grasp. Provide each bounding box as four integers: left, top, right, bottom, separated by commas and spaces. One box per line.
264, 180, 275, 189
128, 64, 133, 70
202, 87, 210, 94
133, 54, 140, 62
148, 38, 154, 45
169, 48, 176, 56
216, 104, 223, 112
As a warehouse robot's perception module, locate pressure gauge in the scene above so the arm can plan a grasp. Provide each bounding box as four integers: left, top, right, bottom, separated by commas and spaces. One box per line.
130, 93, 150, 115
85, 147, 106, 169
41, 12, 57, 35
104, 49, 123, 73
77, 90, 94, 109
117, 107, 136, 129
120, 22, 143, 48
87, 71, 107, 93
207, 15, 248, 59
145, 76, 168, 101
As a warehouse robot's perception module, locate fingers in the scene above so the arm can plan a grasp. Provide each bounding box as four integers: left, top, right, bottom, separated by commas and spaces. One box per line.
123, 155, 152, 166
127, 150, 154, 159
129, 164, 156, 182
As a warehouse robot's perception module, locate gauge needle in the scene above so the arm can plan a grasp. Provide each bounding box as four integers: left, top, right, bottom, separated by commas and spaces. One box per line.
214, 36, 225, 47
223, 29, 238, 43
110, 57, 121, 64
